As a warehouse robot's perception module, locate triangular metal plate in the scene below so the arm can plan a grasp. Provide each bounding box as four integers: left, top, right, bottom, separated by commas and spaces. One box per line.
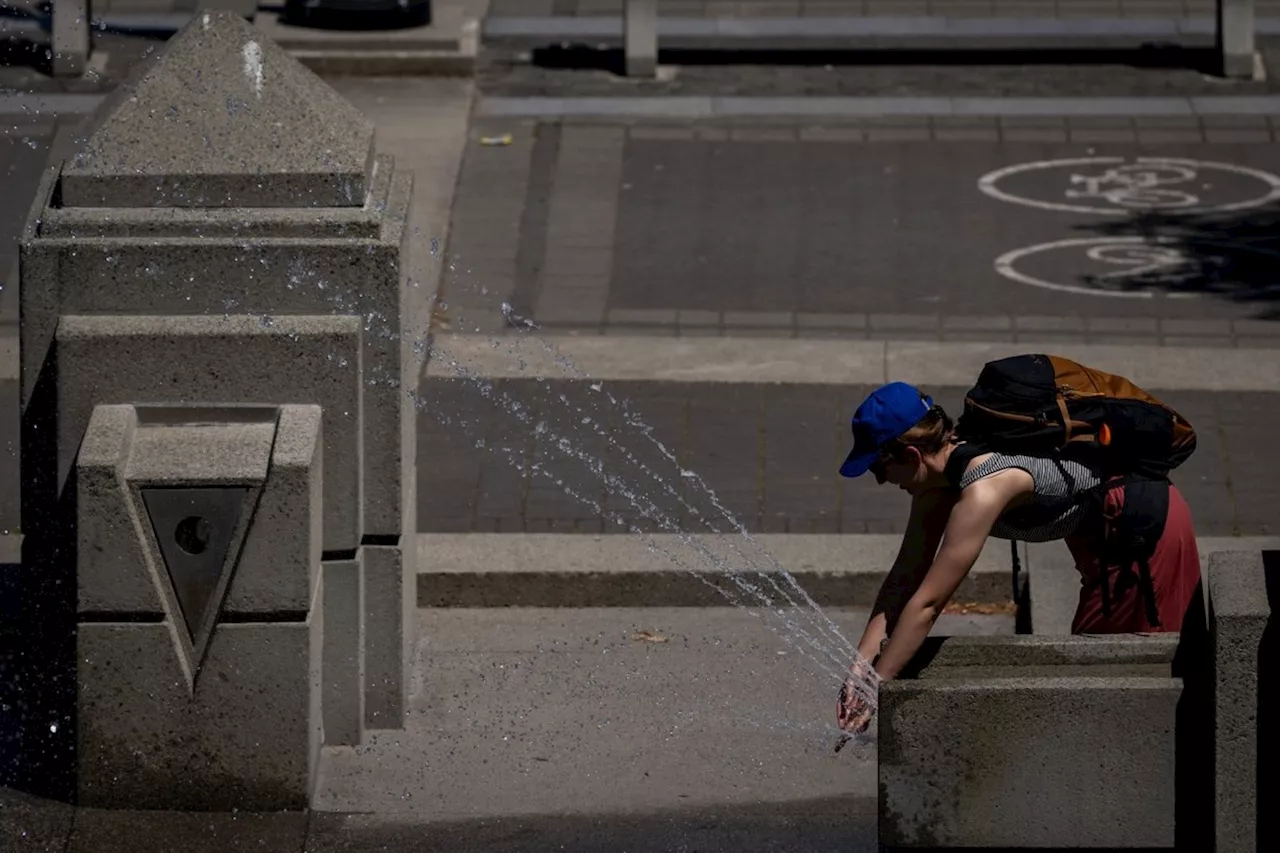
141, 487, 249, 646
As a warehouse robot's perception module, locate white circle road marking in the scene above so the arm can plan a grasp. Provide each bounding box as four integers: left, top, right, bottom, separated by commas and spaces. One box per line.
977, 157, 1280, 215
992, 236, 1280, 299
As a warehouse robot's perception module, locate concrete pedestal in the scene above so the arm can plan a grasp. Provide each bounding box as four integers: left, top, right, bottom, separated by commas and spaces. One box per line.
1208, 550, 1279, 853
624, 0, 657, 77
1218, 0, 1258, 79
17, 11, 421, 808
52, 0, 93, 78
75, 404, 324, 810
879, 635, 1188, 849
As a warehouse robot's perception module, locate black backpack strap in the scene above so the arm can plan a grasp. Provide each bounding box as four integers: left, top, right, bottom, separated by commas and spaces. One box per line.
944, 441, 986, 488
1009, 539, 1022, 602
1102, 475, 1169, 629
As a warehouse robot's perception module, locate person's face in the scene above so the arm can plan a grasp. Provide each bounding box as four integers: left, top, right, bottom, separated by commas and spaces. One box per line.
871, 445, 925, 494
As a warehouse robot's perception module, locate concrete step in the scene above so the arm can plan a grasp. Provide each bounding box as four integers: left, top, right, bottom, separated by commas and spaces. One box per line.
415, 532, 1280, 608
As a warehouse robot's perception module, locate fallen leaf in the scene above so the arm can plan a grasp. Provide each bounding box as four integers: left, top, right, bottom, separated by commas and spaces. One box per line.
630, 631, 668, 643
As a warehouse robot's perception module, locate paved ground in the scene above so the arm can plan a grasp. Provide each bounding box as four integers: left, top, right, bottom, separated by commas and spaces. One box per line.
416, 378, 1280, 535
4, 5, 1279, 847
443, 113, 1280, 337
4, 606, 1012, 851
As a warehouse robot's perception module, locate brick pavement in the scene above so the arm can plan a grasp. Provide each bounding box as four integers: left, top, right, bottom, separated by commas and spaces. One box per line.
416, 378, 1280, 537
440, 115, 1280, 342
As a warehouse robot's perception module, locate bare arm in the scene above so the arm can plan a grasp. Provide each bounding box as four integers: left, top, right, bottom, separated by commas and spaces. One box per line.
854, 487, 958, 661
872, 472, 1027, 680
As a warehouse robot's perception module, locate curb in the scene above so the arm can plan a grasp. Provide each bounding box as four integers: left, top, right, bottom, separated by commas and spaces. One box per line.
413, 533, 1280, 608
482, 14, 1280, 41
414, 533, 1015, 608
426, 335, 1280, 392
476, 94, 1280, 119
416, 562, 1013, 608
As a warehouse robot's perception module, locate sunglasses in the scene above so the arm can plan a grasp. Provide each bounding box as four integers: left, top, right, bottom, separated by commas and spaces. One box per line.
869, 446, 898, 482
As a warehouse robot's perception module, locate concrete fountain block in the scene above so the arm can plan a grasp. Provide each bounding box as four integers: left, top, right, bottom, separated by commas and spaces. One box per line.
60, 10, 374, 209
51, 0, 92, 78
322, 554, 365, 747
77, 613, 323, 811
22, 160, 414, 540
362, 541, 416, 730
77, 404, 328, 615
1208, 549, 1278, 853
230, 405, 323, 615
75, 403, 326, 810
878, 635, 1182, 849
58, 315, 362, 553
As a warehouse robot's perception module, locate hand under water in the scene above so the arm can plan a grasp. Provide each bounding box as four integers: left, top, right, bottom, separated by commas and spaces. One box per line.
836, 655, 880, 738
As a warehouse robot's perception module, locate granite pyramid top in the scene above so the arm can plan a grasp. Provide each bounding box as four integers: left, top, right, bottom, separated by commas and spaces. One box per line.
60, 11, 375, 209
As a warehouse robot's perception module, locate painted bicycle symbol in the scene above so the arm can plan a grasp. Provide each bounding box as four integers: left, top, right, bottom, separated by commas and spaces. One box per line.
978, 158, 1280, 215
994, 237, 1280, 298
1066, 163, 1202, 210
1082, 243, 1225, 287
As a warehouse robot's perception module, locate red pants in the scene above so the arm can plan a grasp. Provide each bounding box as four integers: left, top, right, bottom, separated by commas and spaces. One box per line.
1064, 481, 1201, 634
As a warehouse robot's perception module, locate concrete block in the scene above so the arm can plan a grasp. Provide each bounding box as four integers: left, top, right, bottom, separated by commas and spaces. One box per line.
52, 0, 92, 78
61, 11, 374, 208
1218, 0, 1258, 79
57, 315, 363, 553
23, 164, 413, 541
363, 542, 414, 729
879, 636, 1182, 849
75, 404, 324, 619
1208, 549, 1278, 853
231, 405, 324, 614
624, 0, 658, 77
323, 556, 364, 747
77, 603, 323, 810
16, 170, 61, 410
75, 405, 153, 614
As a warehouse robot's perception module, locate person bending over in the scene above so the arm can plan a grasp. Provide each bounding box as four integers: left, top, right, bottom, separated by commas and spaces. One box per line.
833, 381, 1200, 734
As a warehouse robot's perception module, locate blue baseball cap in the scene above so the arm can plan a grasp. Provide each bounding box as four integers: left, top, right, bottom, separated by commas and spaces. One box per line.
839, 382, 934, 478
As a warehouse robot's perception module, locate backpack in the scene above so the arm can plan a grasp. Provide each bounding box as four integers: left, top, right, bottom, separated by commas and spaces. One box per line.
943, 353, 1198, 628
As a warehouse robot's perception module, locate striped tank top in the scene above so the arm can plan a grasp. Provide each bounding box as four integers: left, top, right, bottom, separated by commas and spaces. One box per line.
957, 449, 1103, 542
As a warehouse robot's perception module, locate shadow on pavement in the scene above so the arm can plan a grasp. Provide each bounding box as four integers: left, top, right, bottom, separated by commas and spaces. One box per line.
308, 797, 878, 853
1073, 200, 1280, 318
0, 34, 51, 76
529, 44, 1222, 76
